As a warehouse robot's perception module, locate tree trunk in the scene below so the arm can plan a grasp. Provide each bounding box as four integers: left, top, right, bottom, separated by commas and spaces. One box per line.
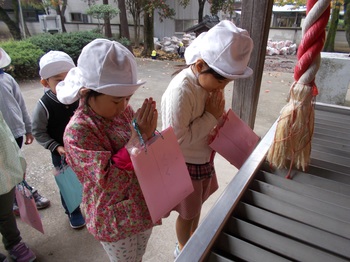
345, 0, 350, 47
141, 10, 154, 57
55, 4, 67, 32
323, 2, 340, 52
198, 0, 206, 23
136, 14, 141, 46
103, 0, 112, 37
118, 0, 133, 53
60, 0, 68, 32
0, 6, 21, 40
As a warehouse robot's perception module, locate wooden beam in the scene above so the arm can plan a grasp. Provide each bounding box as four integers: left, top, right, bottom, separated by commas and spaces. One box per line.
232, 0, 274, 128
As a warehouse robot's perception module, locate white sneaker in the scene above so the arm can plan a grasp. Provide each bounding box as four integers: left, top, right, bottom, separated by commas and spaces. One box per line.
173, 243, 181, 259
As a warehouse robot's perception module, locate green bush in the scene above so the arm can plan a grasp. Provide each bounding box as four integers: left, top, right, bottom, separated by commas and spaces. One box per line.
28, 31, 105, 62
0, 31, 133, 80
0, 40, 44, 80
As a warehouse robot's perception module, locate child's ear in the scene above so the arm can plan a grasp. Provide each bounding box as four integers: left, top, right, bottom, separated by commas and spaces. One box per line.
194, 59, 206, 73
40, 78, 49, 87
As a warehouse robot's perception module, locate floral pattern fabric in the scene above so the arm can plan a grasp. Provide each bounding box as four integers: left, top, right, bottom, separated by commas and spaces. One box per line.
64, 102, 155, 242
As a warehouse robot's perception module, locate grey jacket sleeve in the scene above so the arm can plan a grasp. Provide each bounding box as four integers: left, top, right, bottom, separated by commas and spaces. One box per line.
11, 77, 32, 134
31, 100, 59, 153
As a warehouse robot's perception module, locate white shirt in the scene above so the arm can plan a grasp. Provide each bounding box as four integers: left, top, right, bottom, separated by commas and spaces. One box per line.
161, 67, 217, 164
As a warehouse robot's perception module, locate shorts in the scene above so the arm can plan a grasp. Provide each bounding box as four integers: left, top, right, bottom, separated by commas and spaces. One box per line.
173, 163, 218, 220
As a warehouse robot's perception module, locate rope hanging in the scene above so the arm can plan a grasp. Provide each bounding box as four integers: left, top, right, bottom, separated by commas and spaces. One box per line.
266, 0, 331, 178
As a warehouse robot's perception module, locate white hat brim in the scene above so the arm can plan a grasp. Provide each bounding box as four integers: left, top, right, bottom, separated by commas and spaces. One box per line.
0, 48, 11, 68
210, 65, 253, 80
57, 67, 146, 105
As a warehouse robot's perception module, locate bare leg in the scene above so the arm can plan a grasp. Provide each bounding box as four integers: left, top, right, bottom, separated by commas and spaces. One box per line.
176, 213, 201, 250
190, 213, 201, 235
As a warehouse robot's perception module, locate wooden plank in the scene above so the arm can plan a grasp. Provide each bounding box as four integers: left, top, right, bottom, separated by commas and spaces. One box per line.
232, 0, 274, 128
306, 165, 350, 184
311, 149, 350, 168
310, 157, 350, 178
225, 217, 348, 262
311, 138, 350, 154
236, 202, 350, 259
315, 114, 350, 126
214, 233, 291, 262
261, 164, 350, 196
256, 171, 350, 208
313, 126, 350, 140
315, 102, 350, 116
250, 180, 350, 222
314, 122, 350, 134
312, 132, 350, 146
206, 252, 234, 262
244, 189, 350, 238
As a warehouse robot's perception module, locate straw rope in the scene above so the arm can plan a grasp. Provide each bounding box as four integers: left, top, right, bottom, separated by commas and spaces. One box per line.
266, 0, 331, 177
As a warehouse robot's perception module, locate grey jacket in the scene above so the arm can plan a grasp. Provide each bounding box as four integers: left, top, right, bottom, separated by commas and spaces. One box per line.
0, 72, 32, 139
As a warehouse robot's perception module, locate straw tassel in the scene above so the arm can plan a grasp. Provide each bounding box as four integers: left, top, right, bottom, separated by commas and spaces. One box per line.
267, 0, 330, 177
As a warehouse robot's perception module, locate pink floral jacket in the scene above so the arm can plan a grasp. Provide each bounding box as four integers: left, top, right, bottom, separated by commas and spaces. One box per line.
64, 102, 154, 242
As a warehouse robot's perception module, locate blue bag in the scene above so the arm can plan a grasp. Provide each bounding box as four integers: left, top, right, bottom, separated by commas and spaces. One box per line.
54, 163, 83, 213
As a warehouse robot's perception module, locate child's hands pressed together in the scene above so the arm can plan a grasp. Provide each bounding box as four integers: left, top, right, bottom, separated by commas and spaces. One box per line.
205, 90, 225, 119
134, 97, 158, 140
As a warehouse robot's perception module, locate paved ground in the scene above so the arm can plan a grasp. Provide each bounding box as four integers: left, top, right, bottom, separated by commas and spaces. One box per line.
1, 57, 342, 262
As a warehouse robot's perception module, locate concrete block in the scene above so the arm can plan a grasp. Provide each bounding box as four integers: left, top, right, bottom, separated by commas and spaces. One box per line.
315, 52, 350, 105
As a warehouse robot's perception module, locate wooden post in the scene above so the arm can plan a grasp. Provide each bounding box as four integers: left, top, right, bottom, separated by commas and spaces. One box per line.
231, 0, 274, 128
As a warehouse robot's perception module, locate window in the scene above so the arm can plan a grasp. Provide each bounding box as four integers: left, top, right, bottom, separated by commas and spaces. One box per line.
71, 13, 89, 23
23, 8, 45, 22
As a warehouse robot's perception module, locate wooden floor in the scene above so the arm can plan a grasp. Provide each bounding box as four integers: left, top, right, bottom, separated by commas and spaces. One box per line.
176, 103, 350, 262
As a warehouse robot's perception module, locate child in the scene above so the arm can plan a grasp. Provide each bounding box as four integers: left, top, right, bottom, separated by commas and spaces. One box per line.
31, 50, 85, 229
56, 39, 159, 261
0, 111, 36, 262
0, 47, 50, 216
177, 42, 185, 58
161, 20, 254, 257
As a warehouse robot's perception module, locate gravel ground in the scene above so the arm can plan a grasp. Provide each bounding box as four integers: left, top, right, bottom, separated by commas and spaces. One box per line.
263, 55, 297, 73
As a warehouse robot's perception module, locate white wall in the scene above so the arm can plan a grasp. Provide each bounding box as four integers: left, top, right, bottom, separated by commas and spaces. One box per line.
269, 28, 350, 52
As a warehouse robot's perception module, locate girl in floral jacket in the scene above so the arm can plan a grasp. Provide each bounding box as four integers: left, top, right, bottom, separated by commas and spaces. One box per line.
57, 39, 158, 262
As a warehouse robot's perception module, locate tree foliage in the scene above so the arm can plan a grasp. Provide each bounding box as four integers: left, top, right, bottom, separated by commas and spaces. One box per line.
86, 4, 119, 36
274, 0, 306, 6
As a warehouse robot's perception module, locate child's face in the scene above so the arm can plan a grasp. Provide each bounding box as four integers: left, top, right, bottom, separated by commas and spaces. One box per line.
194, 60, 231, 92
41, 72, 68, 94
89, 94, 132, 120
198, 72, 231, 92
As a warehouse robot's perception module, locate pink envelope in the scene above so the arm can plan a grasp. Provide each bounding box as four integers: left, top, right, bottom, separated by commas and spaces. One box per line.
209, 109, 260, 169
131, 126, 194, 223
15, 186, 44, 234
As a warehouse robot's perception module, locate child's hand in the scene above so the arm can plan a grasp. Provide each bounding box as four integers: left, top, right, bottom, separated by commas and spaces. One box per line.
205, 90, 225, 119
24, 133, 34, 145
134, 97, 158, 140
56, 146, 66, 155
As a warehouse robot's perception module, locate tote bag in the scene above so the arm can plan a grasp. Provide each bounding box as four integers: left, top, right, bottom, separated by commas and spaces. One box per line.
54, 164, 83, 213
15, 183, 44, 234
130, 126, 194, 223
209, 109, 260, 169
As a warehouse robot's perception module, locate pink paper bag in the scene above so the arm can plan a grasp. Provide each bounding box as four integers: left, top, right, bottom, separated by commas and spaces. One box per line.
130, 126, 194, 223
15, 184, 44, 234
209, 109, 260, 169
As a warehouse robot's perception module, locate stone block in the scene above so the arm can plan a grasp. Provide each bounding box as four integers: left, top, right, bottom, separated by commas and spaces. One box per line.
315, 52, 350, 105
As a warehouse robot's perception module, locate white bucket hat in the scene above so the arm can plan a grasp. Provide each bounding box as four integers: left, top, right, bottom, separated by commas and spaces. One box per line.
39, 50, 75, 79
57, 38, 145, 104
0, 48, 11, 68
185, 20, 254, 79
